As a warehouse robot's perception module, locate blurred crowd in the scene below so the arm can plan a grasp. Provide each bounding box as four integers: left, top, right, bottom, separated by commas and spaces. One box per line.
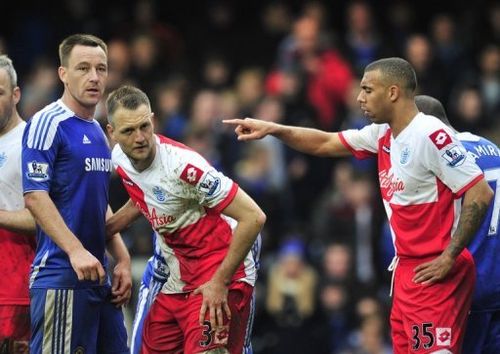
1, 0, 499, 353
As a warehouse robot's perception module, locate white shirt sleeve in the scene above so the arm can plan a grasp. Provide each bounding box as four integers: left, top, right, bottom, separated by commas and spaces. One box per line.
339, 123, 387, 159
421, 127, 483, 195
175, 148, 237, 209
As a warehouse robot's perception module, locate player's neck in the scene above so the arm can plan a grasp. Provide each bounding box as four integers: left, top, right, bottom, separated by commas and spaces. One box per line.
61, 92, 96, 120
0, 112, 22, 138
390, 104, 419, 138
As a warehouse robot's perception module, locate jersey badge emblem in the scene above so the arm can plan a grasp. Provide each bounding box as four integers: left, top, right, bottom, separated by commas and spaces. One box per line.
400, 146, 411, 165
82, 134, 91, 144
199, 172, 221, 196
441, 145, 465, 167
0, 152, 6, 168
429, 129, 452, 150
436, 327, 451, 346
152, 186, 167, 202
26, 161, 49, 181
180, 164, 203, 185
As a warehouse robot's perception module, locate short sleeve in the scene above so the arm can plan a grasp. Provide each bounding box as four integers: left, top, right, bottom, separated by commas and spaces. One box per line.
177, 150, 238, 211
339, 123, 385, 159
421, 128, 483, 196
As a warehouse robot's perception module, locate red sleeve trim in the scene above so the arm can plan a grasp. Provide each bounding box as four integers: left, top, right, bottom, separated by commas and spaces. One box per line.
213, 182, 239, 213
455, 173, 484, 198
338, 132, 376, 160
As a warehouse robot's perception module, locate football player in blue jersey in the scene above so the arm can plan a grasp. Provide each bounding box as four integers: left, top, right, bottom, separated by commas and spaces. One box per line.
416, 95, 500, 354
21, 34, 131, 354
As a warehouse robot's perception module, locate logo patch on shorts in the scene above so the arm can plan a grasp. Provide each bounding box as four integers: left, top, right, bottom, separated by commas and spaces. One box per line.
74, 346, 85, 354
436, 327, 451, 346
26, 161, 49, 181
214, 324, 229, 345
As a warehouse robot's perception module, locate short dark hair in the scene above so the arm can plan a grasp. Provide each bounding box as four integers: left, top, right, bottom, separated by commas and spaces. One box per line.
106, 85, 151, 124
59, 34, 107, 66
415, 95, 451, 127
365, 57, 417, 94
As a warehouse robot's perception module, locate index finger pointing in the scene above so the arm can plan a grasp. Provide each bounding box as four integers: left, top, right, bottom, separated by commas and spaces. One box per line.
222, 119, 244, 125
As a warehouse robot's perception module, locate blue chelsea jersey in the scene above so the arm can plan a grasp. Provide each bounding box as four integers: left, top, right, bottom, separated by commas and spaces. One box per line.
458, 132, 500, 311
22, 100, 112, 289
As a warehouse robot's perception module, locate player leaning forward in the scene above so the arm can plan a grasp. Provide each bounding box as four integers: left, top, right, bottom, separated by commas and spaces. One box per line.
105, 85, 266, 354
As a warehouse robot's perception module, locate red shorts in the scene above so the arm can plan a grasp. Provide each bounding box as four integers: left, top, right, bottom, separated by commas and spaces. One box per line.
0, 305, 30, 354
390, 250, 475, 354
142, 281, 253, 354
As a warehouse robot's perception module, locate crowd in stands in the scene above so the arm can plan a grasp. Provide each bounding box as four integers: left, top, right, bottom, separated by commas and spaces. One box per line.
1, 1, 499, 352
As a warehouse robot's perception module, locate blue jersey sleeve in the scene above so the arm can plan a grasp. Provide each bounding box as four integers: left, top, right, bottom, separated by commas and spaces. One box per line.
22, 119, 61, 193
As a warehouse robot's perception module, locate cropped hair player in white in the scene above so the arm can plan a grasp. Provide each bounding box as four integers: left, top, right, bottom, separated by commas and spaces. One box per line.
105, 85, 266, 354
224, 57, 493, 353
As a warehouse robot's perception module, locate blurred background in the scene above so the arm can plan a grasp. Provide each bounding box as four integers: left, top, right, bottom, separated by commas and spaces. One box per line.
2, 0, 499, 352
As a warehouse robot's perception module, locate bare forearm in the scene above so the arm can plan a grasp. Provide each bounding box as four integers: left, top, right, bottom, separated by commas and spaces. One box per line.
24, 191, 83, 254
271, 123, 346, 157
0, 208, 36, 235
444, 181, 493, 259
106, 199, 141, 236
213, 219, 263, 284
105, 206, 131, 265
445, 201, 489, 258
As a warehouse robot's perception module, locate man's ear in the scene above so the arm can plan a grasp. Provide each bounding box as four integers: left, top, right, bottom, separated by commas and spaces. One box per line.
388, 85, 400, 102
12, 86, 21, 105
58, 66, 67, 85
106, 123, 115, 141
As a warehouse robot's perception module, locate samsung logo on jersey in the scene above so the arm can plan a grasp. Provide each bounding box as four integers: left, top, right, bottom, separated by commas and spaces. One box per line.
84, 158, 112, 172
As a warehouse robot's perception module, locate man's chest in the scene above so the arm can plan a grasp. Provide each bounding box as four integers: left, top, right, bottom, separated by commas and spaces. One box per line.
377, 138, 437, 204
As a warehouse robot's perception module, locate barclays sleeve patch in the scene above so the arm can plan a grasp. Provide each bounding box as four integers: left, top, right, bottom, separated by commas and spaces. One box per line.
441, 145, 465, 167
26, 161, 49, 181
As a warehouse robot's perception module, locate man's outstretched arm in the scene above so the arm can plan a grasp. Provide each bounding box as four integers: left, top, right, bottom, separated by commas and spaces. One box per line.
223, 118, 351, 157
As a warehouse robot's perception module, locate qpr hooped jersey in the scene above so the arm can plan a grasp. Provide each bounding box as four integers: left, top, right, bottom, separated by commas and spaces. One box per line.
22, 99, 112, 288
339, 113, 483, 259
0, 121, 36, 304
458, 132, 500, 311
112, 134, 257, 294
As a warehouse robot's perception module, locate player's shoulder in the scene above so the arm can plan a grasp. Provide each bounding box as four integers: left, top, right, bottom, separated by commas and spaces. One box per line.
412, 113, 449, 133
29, 100, 72, 126
412, 113, 457, 148
25, 100, 75, 150
458, 132, 496, 146
157, 134, 207, 165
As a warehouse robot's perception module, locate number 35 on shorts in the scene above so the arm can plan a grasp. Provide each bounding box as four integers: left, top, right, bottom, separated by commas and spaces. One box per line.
411, 322, 452, 350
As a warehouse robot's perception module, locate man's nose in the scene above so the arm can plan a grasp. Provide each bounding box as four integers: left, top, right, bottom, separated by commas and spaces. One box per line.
89, 67, 99, 81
